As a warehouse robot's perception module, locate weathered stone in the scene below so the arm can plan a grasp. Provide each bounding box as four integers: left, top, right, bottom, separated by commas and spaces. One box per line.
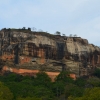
0, 28, 100, 78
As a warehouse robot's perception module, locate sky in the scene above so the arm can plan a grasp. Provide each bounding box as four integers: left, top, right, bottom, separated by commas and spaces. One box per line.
0, 0, 100, 46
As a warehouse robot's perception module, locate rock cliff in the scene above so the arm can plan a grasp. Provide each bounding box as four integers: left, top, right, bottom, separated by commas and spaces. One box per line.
0, 28, 100, 77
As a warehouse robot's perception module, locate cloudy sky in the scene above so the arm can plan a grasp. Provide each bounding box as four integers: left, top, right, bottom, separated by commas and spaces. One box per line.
0, 0, 100, 45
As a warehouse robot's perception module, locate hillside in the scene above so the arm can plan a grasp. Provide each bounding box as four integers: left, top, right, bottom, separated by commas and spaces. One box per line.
0, 28, 100, 78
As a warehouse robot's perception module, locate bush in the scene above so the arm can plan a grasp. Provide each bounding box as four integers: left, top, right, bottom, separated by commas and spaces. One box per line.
93, 68, 100, 78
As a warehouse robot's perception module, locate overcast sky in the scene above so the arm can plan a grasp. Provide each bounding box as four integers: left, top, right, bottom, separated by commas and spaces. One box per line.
0, 0, 100, 46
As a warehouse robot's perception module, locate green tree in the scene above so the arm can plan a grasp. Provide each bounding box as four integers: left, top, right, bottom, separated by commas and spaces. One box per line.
73, 34, 77, 37
65, 83, 84, 98
55, 71, 74, 84
87, 77, 100, 87
34, 86, 54, 100
68, 87, 100, 100
0, 82, 13, 100
68, 96, 83, 100
17, 97, 42, 100
34, 72, 52, 87
83, 87, 100, 100
28, 27, 31, 31
7, 81, 36, 98
52, 81, 65, 97
22, 27, 25, 30
93, 68, 100, 78
75, 77, 86, 87
0, 73, 23, 82
55, 31, 61, 35
62, 34, 66, 36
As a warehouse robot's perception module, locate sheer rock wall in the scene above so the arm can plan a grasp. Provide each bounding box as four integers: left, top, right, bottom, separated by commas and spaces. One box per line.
0, 28, 100, 77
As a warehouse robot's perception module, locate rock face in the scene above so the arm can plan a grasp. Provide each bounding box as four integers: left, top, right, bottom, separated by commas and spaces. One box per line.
0, 28, 100, 77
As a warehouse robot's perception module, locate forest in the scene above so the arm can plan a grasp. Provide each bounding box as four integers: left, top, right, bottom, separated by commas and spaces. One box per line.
0, 68, 100, 100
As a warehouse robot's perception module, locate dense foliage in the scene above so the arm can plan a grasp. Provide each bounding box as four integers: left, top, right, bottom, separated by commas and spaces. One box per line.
0, 68, 100, 100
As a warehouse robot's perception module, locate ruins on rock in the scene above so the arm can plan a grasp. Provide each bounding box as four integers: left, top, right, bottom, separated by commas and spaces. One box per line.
0, 28, 100, 80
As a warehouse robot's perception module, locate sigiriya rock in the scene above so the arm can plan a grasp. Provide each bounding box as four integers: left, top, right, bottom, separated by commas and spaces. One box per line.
0, 28, 100, 79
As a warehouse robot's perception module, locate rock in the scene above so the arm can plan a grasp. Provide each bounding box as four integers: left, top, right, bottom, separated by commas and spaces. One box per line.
0, 28, 100, 77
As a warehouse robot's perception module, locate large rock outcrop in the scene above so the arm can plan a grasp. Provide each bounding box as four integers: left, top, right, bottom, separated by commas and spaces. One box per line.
0, 28, 100, 77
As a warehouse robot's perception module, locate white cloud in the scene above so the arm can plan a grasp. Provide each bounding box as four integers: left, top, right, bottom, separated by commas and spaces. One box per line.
0, 0, 100, 45
63, 16, 100, 45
